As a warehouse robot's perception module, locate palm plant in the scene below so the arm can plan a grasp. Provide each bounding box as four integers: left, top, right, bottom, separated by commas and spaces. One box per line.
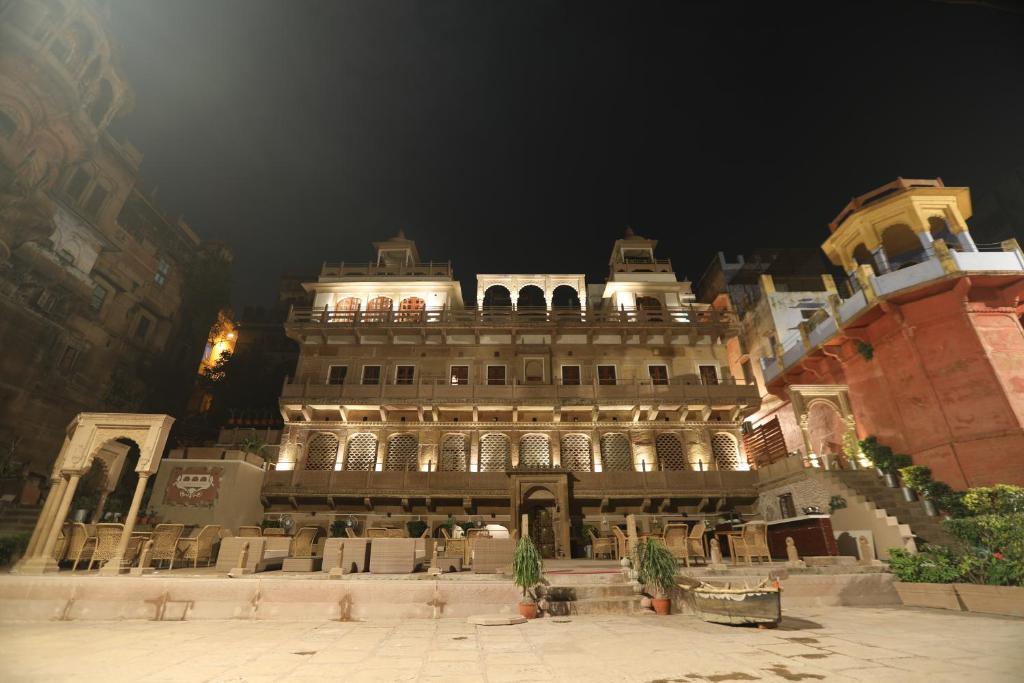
512, 535, 543, 602
634, 537, 678, 598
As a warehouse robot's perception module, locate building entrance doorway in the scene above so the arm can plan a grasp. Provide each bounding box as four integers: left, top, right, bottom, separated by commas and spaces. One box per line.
525, 502, 557, 558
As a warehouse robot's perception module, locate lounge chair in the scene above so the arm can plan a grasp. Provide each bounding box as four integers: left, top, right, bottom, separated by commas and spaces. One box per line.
365, 527, 390, 539
288, 526, 320, 557
322, 537, 372, 574
588, 528, 616, 560
661, 524, 689, 561
611, 526, 629, 560
149, 523, 184, 570
66, 522, 96, 571
685, 521, 708, 567
369, 538, 419, 573
179, 524, 222, 568
732, 522, 771, 565
237, 526, 262, 537
88, 523, 126, 571
472, 537, 514, 574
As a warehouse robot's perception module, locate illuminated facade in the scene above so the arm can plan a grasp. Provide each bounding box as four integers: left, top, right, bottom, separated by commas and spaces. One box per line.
264, 230, 762, 558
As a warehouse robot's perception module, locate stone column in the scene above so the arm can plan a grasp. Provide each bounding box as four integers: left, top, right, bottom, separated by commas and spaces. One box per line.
375, 433, 387, 471
955, 230, 978, 252
90, 490, 110, 523
22, 476, 66, 561
916, 230, 935, 258
40, 473, 81, 565
469, 431, 480, 472
99, 473, 149, 575
871, 246, 890, 274
591, 431, 602, 472
510, 433, 520, 468
550, 434, 561, 468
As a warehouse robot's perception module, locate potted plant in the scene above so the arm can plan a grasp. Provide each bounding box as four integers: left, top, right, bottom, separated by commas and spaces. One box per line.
512, 535, 543, 619
406, 519, 428, 539
634, 537, 678, 615
858, 437, 910, 488
899, 465, 932, 506
330, 519, 348, 537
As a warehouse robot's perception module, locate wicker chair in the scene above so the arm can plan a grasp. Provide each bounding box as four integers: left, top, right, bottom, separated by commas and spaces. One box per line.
345, 527, 358, 538
661, 524, 689, 561
237, 526, 262, 537
685, 521, 708, 567
53, 523, 71, 562
179, 524, 222, 568
733, 522, 771, 565
588, 528, 616, 560
611, 526, 629, 560
365, 527, 390, 539
150, 523, 185, 569
67, 522, 96, 571
289, 526, 320, 557
472, 538, 514, 574
89, 523, 124, 571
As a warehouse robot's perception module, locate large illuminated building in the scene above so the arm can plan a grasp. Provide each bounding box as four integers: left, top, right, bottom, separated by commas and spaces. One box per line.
263, 230, 761, 557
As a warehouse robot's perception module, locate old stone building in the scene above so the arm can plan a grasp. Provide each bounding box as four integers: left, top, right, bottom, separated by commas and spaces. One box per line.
0, 0, 227, 472
263, 230, 761, 558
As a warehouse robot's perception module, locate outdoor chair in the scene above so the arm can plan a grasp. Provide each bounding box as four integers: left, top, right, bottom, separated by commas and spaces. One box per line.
661, 524, 689, 561
732, 522, 771, 565
368, 538, 418, 573
289, 526, 320, 557
237, 526, 262, 537
611, 526, 629, 560
53, 523, 70, 562
685, 521, 708, 567
87, 523, 125, 571
179, 524, 222, 568
345, 527, 358, 538
588, 528, 616, 560
67, 522, 96, 571
149, 523, 185, 570
472, 537, 515, 574
365, 527, 390, 539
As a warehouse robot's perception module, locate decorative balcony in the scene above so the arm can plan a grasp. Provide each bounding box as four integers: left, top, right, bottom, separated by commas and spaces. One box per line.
318, 261, 453, 279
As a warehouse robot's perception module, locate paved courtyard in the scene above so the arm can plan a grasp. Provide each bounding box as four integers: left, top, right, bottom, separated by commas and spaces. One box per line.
0, 607, 1020, 682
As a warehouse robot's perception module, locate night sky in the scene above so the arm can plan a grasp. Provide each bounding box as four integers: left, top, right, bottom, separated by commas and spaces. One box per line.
106, 0, 1024, 309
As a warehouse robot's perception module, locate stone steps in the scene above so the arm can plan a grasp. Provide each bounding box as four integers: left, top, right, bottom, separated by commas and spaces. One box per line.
540, 570, 645, 615
544, 595, 644, 616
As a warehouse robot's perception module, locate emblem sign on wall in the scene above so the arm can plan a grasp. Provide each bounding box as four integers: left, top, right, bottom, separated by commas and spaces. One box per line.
164, 467, 224, 507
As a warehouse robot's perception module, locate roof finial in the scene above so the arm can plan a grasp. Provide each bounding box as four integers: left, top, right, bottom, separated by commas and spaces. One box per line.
396, 228, 406, 239
624, 225, 635, 238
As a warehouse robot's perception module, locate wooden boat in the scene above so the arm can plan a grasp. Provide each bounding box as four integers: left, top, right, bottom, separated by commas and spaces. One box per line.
679, 577, 781, 626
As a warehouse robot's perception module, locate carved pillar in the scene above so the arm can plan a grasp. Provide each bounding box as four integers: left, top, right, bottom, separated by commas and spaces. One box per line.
591, 430, 601, 471
798, 413, 813, 465
916, 230, 935, 258
375, 432, 387, 471
40, 473, 81, 564
91, 490, 110, 523
469, 431, 480, 472
23, 476, 66, 560
99, 473, 150, 575
550, 434, 560, 468
955, 229, 978, 252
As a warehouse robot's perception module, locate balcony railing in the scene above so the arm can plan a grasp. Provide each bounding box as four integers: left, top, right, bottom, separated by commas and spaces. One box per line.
611, 257, 674, 274
280, 376, 760, 406
287, 305, 738, 329
319, 261, 453, 278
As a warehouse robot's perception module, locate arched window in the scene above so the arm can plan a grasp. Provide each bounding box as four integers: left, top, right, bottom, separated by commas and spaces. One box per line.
516, 285, 545, 310
551, 285, 580, 308
928, 216, 958, 249
482, 285, 512, 309
636, 296, 663, 321
365, 296, 392, 322
440, 434, 467, 472
304, 433, 339, 471
655, 433, 687, 471
600, 433, 632, 471
851, 243, 877, 276
334, 296, 360, 322
397, 296, 425, 322
519, 434, 551, 469
560, 434, 592, 471
479, 434, 510, 471
711, 433, 741, 471
385, 434, 418, 471
345, 434, 377, 471
881, 224, 924, 269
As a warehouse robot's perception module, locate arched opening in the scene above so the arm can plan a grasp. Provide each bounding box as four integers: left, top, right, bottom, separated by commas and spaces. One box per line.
551, 285, 580, 309
636, 295, 663, 321
560, 434, 592, 471
522, 485, 557, 558
345, 434, 377, 471
655, 433, 687, 471
365, 296, 392, 322
600, 433, 633, 471
439, 434, 467, 472
479, 433, 510, 471
89, 79, 113, 126
516, 284, 545, 312
334, 296, 360, 322
806, 401, 846, 463
928, 216, 958, 250
881, 224, 924, 269
385, 434, 418, 471
482, 285, 512, 309
519, 434, 551, 469
851, 243, 878, 276
304, 433, 340, 471
711, 433, 741, 471
397, 296, 425, 322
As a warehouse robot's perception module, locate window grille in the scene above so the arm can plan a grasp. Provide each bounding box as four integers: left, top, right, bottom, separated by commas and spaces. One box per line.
712, 433, 740, 471
560, 434, 592, 471
385, 434, 418, 471
440, 434, 467, 472
519, 434, 551, 469
655, 433, 687, 471
600, 433, 632, 471
304, 433, 339, 471
479, 434, 510, 472
345, 433, 377, 471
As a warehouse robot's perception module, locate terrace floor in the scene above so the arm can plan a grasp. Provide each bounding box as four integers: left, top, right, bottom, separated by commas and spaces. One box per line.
1, 606, 1020, 682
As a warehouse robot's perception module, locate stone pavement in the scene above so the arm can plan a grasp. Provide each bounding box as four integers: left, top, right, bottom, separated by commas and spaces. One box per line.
0, 607, 1020, 682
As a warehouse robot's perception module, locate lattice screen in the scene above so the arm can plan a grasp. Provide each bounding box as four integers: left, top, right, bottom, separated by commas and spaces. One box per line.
560, 434, 592, 471
479, 434, 510, 472
655, 433, 687, 471
385, 434, 419, 471
440, 434, 467, 472
345, 433, 377, 471
712, 433, 740, 471
304, 433, 339, 470
600, 433, 632, 471
519, 434, 551, 469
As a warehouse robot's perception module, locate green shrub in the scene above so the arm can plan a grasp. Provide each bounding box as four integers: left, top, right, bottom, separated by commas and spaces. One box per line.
634, 537, 679, 598
944, 513, 1024, 556
858, 436, 910, 474
330, 520, 348, 537
260, 519, 281, 529
0, 533, 31, 567
511, 536, 543, 600
887, 547, 964, 583
925, 482, 968, 517
962, 485, 1024, 516
899, 465, 933, 493
406, 520, 428, 539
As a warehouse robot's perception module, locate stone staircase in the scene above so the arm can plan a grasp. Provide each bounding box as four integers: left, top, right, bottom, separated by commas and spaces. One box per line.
826, 469, 956, 548
540, 570, 644, 616
0, 506, 39, 536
